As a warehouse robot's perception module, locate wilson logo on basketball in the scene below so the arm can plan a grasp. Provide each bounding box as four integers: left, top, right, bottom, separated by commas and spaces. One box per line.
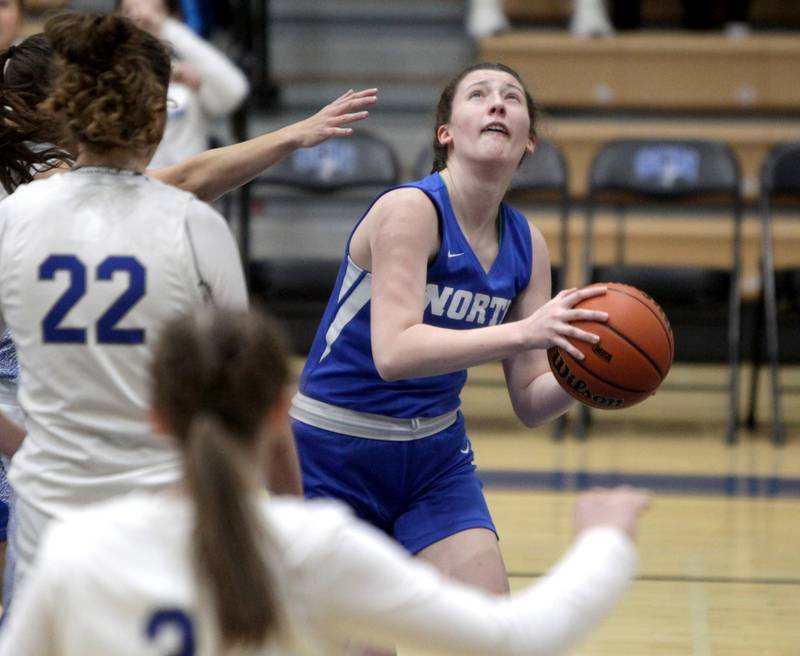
548, 348, 625, 409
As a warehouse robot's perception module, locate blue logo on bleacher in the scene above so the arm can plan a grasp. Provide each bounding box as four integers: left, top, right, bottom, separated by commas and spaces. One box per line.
634, 146, 700, 188
291, 142, 358, 182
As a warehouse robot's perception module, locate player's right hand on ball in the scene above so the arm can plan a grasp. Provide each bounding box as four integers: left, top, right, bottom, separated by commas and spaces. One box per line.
574, 486, 652, 541
522, 286, 608, 359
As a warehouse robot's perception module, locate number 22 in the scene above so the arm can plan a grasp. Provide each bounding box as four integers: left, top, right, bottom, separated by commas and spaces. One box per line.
39, 254, 146, 344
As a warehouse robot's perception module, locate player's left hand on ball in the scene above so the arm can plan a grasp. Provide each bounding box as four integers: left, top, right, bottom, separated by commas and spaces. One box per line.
522, 286, 609, 360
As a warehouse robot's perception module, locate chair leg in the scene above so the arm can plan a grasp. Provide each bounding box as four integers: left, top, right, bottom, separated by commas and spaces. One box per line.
575, 405, 591, 440
551, 413, 567, 440
746, 293, 764, 430
725, 298, 742, 446
763, 284, 785, 446
767, 355, 784, 446
760, 200, 785, 446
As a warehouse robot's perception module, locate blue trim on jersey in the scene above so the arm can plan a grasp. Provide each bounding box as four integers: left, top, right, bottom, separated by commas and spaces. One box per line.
299, 172, 533, 419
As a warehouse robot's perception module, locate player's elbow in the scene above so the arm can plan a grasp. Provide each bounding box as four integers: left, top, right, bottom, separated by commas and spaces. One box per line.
373, 346, 407, 382
515, 408, 545, 429
374, 357, 405, 382
510, 395, 553, 428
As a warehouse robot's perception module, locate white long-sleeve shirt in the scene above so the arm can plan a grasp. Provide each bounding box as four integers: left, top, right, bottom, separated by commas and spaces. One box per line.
150, 18, 250, 168
0, 492, 637, 655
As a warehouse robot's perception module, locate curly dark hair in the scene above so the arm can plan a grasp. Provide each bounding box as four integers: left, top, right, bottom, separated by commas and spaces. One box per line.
41, 12, 171, 152
0, 35, 72, 194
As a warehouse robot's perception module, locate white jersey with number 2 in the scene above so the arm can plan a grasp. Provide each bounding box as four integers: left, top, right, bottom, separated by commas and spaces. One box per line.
0, 167, 247, 518
0, 493, 637, 656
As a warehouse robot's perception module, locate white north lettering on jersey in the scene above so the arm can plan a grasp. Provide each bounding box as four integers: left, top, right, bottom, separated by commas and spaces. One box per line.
425, 284, 511, 325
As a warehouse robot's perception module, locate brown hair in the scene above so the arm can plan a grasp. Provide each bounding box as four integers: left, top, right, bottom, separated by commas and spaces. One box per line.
430, 62, 538, 173
0, 35, 71, 194
41, 12, 170, 152
152, 307, 290, 648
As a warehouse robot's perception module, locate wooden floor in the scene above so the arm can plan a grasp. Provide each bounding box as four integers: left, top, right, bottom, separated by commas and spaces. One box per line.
456, 363, 800, 655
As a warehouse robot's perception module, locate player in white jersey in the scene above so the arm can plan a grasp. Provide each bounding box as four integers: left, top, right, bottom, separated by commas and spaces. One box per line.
0, 12, 246, 595
0, 306, 650, 656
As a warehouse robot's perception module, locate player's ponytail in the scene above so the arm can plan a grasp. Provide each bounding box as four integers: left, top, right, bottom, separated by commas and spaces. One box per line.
183, 412, 286, 647
0, 35, 72, 194
152, 308, 290, 648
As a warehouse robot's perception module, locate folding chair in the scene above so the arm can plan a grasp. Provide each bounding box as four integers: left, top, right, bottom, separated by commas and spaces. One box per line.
245, 131, 401, 352
580, 139, 744, 442
745, 141, 800, 445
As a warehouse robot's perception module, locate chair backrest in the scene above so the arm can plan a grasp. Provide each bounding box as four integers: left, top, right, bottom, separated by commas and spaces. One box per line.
589, 139, 740, 199
761, 141, 800, 196
412, 138, 568, 192
583, 139, 742, 359
256, 131, 401, 192
507, 139, 570, 290
510, 138, 569, 193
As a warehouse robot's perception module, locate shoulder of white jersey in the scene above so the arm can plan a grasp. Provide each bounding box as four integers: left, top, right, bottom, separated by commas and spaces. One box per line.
42, 491, 169, 552
143, 174, 227, 220
0, 172, 63, 204
140, 173, 202, 204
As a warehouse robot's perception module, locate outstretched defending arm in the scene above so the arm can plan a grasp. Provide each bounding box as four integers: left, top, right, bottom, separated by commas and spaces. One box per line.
311, 487, 650, 655
149, 88, 378, 202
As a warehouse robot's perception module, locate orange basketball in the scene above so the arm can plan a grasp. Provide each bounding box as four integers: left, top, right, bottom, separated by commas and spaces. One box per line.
547, 282, 674, 410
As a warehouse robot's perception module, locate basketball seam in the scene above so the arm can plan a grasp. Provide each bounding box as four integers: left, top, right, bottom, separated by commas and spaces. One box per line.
559, 347, 654, 394
607, 286, 674, 370
602, 320, 665, 381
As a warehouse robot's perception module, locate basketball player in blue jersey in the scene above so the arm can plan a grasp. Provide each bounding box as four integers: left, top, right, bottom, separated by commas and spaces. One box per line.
291, 62, 609, 611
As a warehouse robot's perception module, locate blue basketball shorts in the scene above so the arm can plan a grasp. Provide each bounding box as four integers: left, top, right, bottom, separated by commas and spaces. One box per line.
292, 412, 496, 554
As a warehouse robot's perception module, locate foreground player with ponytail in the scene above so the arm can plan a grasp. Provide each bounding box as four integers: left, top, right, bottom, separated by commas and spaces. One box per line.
0, 306, 650, 655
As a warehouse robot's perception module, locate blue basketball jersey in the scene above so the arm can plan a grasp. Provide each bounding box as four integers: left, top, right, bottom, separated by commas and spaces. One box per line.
299, 172, 533, 418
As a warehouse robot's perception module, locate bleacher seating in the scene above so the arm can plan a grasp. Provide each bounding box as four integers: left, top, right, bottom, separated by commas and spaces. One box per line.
502, 0, 800, 28
480, 31, 800, 111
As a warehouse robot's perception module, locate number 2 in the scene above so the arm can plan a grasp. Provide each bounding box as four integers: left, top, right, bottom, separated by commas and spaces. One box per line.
39, 255, 146, 344
146, 609, 195, 656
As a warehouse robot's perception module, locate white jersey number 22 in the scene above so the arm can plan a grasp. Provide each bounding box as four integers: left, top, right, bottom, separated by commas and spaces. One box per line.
39, 254, 146, 345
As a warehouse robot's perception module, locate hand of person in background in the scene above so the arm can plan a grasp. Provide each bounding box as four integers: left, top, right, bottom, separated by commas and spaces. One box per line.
574, 486, 652, 540
172, 61, 202, 91
120, 0, 167, 36
287, 88, 379, 149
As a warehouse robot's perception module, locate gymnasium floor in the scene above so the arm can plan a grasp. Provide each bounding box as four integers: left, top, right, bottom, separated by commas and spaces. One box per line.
461, 362, 800, 655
